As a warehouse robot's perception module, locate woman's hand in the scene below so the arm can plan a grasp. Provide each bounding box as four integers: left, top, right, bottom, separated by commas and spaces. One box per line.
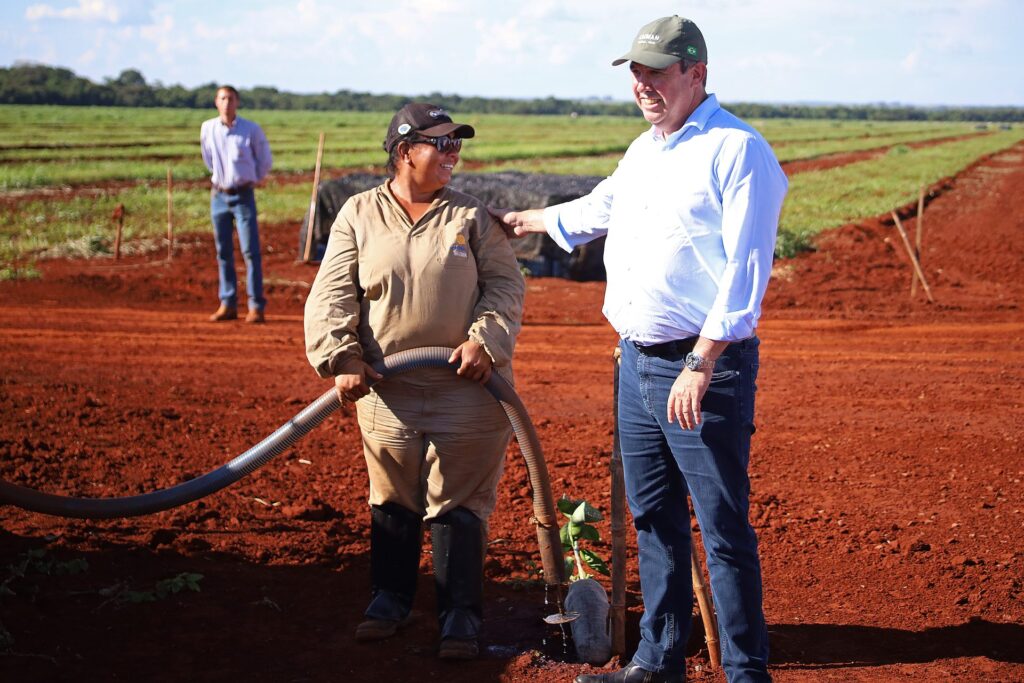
334, 358, 383, 403
449, 340, 493, 384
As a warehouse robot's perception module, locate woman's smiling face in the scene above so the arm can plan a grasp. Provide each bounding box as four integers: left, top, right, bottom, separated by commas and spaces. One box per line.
403, 137, 461, 192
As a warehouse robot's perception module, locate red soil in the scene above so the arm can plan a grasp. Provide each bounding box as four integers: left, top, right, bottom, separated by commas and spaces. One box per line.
1, 143, 1022, 682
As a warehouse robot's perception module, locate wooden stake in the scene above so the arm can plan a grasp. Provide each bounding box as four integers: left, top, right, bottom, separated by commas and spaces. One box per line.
166, 168, 174, 261
912, 185, 924, 296
691, 542, 721, 669
610, 347, 626, 658
890, 211, 935, 303
112, 203, 124, 260
302, 131, 326, 263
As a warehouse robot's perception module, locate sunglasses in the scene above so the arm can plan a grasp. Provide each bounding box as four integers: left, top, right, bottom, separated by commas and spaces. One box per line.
410, 135, 463, 153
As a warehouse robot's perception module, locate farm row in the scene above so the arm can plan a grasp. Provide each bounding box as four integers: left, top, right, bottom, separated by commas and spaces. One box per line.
0, 105, 1021, 271
0, 107, 988, 188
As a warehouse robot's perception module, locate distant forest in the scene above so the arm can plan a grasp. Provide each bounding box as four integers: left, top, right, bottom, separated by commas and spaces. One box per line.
2, 63, 1022, 122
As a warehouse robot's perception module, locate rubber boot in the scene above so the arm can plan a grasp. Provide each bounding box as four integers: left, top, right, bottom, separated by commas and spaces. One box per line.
357, 502, 422, 641
431, 506, 484, 659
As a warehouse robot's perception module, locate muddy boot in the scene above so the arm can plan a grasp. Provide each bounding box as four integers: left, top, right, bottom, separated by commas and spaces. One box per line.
356, 503, 422, 642
431, 507, 484, 660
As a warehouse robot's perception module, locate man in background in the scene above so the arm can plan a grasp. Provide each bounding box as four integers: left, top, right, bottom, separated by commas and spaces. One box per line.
494, 15, 787, 683
200, 85, 272, 324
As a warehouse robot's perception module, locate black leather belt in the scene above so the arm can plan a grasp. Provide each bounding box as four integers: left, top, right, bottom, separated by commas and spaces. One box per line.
631, 336, 756, 359
632, 336, 699, 357
214, 184, 253, 195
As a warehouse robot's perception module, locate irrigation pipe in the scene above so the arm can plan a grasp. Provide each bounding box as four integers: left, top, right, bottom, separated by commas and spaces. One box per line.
0, 346, 566, 587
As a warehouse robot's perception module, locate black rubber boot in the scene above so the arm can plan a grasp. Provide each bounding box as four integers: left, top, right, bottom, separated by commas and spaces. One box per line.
430, 506, 484, 658
363, 502, 422, 624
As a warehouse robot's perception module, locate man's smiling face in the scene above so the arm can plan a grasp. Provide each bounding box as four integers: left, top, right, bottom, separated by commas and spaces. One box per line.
630, 60, 704, 136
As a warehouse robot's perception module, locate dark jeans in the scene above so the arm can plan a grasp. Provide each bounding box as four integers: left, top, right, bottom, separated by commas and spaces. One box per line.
618, 337, 770, 682
211, 188, 265, 312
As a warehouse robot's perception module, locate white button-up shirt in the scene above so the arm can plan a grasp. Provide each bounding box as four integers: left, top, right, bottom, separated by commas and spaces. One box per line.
543, 94, 788, 343
200, 116, 273, 190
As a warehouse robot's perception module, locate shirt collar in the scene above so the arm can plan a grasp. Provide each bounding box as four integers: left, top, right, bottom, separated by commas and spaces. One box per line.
647, 93, 720, 145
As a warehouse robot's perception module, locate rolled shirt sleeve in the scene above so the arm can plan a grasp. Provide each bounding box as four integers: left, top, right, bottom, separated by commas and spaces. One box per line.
542, 176, 614, 253
304, 203, 363, 378
253, 124, 273, 182
468, 211, 526, 368
199, 121, 214, 173
700, 134, 788, 341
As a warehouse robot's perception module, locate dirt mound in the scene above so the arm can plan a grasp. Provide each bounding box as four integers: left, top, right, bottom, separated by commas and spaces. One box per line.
1, 144, 1022, 682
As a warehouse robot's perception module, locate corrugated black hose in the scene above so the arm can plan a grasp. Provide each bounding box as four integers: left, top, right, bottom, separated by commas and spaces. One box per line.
0, 346, 566, 585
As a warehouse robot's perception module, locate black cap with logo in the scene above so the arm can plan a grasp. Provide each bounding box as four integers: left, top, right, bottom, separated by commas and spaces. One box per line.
612, 16, 707, 69
383, 103, 476, 153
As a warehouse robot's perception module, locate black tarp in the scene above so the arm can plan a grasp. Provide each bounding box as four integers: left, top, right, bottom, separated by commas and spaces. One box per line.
297, 172, 607, 281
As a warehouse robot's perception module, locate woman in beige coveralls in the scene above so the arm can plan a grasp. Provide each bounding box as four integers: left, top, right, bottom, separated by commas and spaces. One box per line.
304, 103, 525, 660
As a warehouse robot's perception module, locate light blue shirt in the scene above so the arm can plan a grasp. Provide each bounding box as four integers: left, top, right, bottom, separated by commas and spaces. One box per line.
200, 116, 272, 190
543, 94, 788, 343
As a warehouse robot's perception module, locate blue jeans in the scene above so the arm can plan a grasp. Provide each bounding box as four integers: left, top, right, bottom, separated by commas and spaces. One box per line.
211, 188, 265, 312
618, 337, 769, 682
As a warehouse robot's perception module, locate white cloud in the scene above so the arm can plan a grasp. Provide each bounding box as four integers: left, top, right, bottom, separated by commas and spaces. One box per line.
26, 1, 119, 22
901, 48, 922, 73
77, 46, 97, 64
139, 13, 185, 57
25, 0, 153, 24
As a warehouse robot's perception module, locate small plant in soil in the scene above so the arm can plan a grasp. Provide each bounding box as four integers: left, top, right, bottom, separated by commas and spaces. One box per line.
557, 496, 613, 665
558, 496, 609, 581
505, 559, 545, 590
97, 572, 204, 607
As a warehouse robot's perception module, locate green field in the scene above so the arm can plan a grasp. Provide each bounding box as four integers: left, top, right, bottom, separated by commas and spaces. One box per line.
0, 105, 1020, 272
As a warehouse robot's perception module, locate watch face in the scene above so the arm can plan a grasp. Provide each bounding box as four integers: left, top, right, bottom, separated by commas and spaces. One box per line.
685, 353, 702, 371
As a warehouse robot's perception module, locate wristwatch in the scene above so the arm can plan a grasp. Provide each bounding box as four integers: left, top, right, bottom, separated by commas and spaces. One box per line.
684, 352, 714, 372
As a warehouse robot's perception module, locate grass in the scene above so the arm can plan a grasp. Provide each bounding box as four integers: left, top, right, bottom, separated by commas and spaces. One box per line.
0, 104, 1019, 267
779, 128, 1024, 252
0, 106, 647, 190
772, 125, 977, 163
0, 178, 312, 266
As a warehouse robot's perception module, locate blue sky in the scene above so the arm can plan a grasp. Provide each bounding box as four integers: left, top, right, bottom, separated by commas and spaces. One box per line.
1, 0, 1021, 106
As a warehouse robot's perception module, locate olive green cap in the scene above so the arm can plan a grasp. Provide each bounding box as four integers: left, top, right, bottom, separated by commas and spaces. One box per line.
612, 15, 707, 68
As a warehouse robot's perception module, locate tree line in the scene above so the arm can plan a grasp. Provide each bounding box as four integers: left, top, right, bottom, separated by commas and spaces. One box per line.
2, 63, 1021, 122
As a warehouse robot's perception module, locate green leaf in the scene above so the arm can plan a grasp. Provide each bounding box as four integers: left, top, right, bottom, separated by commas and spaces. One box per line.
570, 501, 603, 524
564, 557, 575, 581
557, 496, 583, 516
580, 549, 610, 577
561, 521, 598, 546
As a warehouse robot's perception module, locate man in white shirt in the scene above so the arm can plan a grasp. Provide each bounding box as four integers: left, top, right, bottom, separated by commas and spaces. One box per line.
200, 85, 273, 324
494, 16, 786, 683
